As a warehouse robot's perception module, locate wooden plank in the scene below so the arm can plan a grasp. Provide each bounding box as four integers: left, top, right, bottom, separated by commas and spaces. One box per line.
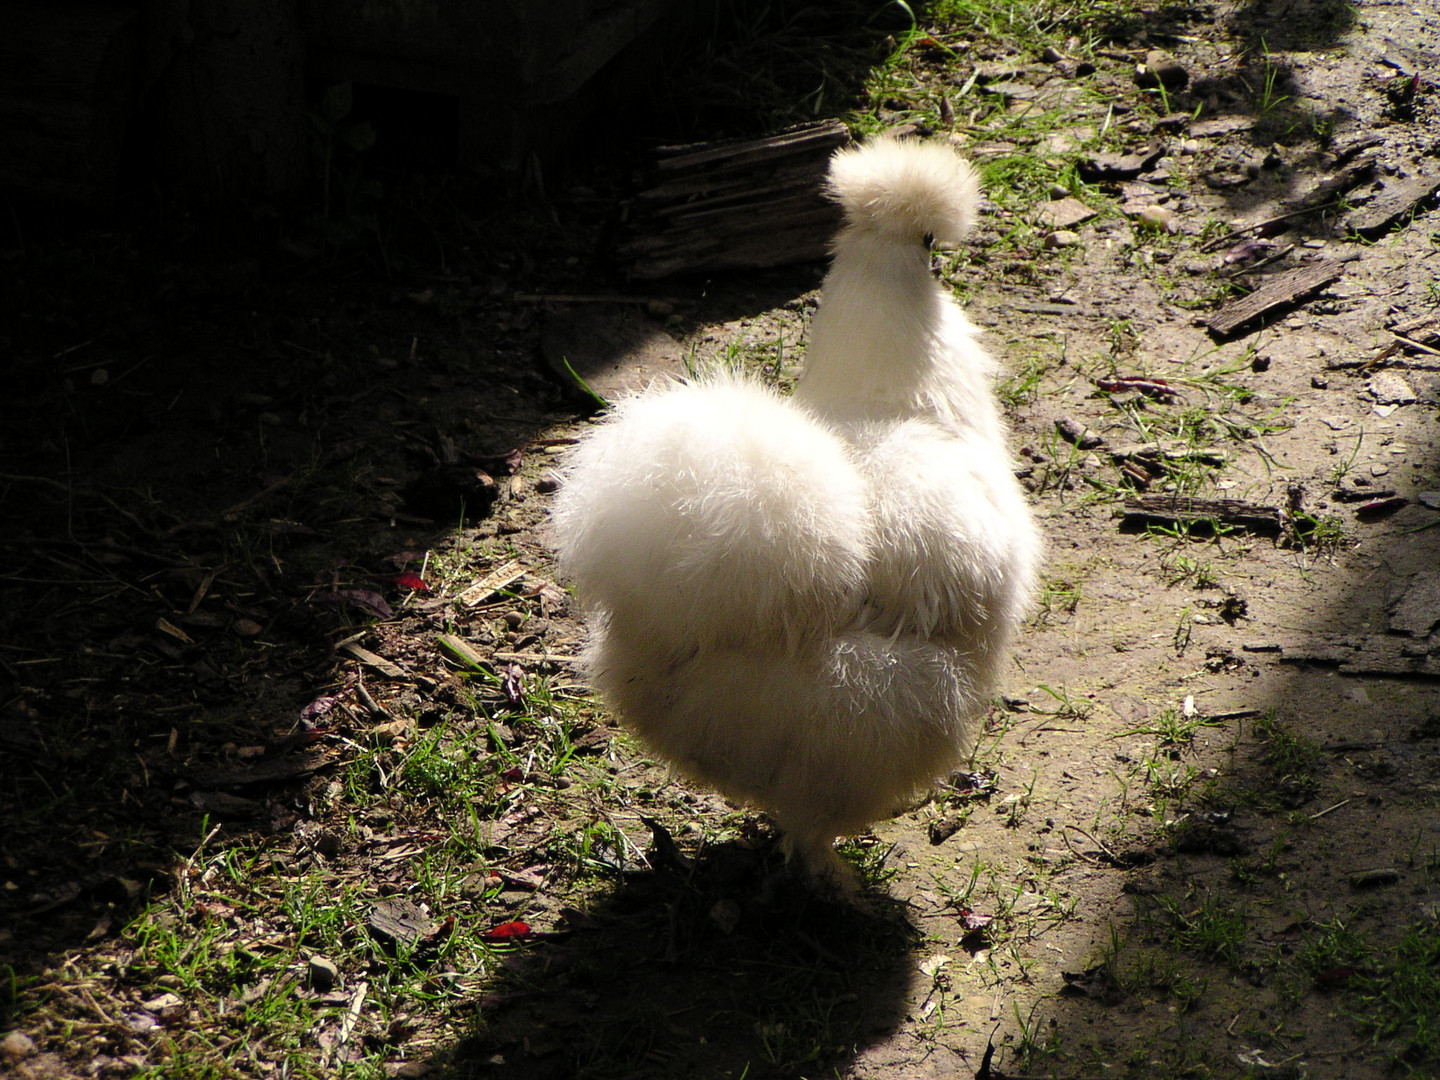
1205, 259, 1347, 338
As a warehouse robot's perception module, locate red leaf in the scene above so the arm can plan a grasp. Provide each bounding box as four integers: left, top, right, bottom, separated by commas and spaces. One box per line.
422, 915, 456, 946
481, 920, 532, 943
390, 572, 431, 593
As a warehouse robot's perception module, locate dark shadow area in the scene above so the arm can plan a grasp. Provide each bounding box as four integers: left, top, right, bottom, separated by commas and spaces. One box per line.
437, 842, 917, 1079
0, 1, 896, 1061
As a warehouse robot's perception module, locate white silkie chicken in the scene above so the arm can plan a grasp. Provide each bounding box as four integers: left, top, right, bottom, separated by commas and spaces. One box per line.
552, 137, 1040, 889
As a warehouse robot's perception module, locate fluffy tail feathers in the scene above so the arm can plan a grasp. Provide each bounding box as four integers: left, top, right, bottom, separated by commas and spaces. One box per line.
552, 374, 871, 650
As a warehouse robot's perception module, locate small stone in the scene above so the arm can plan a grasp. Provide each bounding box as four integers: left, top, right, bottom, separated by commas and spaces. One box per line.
1311, 375, 1329, 389
1179, 138, 1201, 155
1370, 463, 1390, 477
1417, 492, 1440, 510
1035, 196, 1096, 229
1055, 417, 1104, 449
1047, 183, 1071, 199
1134, 51, 1188, 91
709, 898, 742, 934
1044, 230, 1081, 248
1134, 204, 1180, 233
232, 618, 262, 637
1368, 372, 1417, 405
308, 955, 341, 993
1041, 45, 1066, 63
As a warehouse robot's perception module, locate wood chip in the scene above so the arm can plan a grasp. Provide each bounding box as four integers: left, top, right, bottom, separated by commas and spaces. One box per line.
456, 559, 526, 606
340, 642, 407, 679
1189, 116, 1253, 138
368, 898, 438, 948
1389, 311, 1440, 346
436, 633, 491, 672
1206, 259, 1348, 338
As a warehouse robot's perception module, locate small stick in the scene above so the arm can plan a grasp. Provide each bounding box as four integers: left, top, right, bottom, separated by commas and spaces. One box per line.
1308, 798, 1351, 821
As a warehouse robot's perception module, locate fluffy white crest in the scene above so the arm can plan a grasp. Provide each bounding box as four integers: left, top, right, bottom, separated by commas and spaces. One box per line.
826, 136, 980, 248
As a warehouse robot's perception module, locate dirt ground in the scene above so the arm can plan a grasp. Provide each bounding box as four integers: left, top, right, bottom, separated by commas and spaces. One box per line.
3, 1, 1440, 1078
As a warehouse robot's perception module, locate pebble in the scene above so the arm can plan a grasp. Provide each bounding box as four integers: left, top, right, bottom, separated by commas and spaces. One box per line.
1045, 230, 1081, 248
1134, 51, 1189, 90
308, 955, 341, 992
1134, 204, 1180, 233
1055, 417, 1104, 449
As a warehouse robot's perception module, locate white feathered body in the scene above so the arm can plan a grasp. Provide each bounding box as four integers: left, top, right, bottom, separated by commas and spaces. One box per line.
552, 139, 1040, 880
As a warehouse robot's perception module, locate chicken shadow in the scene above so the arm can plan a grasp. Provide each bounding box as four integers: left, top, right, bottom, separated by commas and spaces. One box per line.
436, 838, 920, 1080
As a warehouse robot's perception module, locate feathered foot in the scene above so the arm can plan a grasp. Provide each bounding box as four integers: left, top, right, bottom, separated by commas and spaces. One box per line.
779, 828, 858, 899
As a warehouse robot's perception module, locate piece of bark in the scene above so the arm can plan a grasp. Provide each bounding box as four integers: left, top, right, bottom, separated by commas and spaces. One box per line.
1206, 259, 1347, 338
1110, 441, 1226, 467
368, 898, 439, 949
1389, 312, 1440, 346
341, 643, 407, 679
1077, 146, 1164, 181
616, 120, 851, 279
1345, 173, 1440, 239
1121, 495, 1283, 535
